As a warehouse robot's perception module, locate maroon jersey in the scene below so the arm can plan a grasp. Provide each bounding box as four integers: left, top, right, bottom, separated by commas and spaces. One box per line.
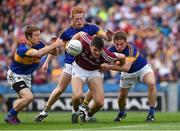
75, 33, 119, 70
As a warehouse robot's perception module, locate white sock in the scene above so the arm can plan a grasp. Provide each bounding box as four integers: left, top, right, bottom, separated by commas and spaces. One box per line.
41, 110, 48, 115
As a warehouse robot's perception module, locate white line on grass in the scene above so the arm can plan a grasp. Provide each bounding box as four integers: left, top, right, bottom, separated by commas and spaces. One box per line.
95, 122, 180, 130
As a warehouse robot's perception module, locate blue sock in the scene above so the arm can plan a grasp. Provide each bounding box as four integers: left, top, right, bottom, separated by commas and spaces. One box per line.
9, 108, 18, 117
118, 109, 125, 117
148, 106, 155, 116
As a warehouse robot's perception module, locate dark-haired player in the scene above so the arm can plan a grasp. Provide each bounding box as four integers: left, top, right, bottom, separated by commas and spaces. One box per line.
70, 32, 125, 123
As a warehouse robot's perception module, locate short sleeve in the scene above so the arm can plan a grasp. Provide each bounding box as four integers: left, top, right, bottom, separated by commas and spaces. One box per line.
89, 24, 100, 35
16, 45, 29, 57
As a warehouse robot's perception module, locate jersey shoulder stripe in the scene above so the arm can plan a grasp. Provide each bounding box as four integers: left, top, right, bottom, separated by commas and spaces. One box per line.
101, 50, 117, 63
81, 34, 92, 45
127, 43, 134, 56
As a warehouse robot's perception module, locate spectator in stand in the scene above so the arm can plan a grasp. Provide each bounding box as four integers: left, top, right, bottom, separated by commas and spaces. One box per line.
33, 68, 48, 85
50, 58, 62, 83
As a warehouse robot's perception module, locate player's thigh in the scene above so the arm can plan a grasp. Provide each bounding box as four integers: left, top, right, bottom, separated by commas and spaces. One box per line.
88, 76, 104, 102
71, 76, 84, 97
143, 71, 156, 86
139, 64, 155, 86
7, 70, 32, 91
57, 71, 71, 89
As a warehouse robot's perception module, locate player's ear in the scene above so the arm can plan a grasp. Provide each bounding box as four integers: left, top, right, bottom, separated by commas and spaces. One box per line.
70, 14, 73, 19
27, 35, 31, 40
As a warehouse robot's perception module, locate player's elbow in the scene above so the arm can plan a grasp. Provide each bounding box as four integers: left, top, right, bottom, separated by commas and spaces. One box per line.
121, 65, 130, 72
123, 66, 130, 72
122, 62, 132, 72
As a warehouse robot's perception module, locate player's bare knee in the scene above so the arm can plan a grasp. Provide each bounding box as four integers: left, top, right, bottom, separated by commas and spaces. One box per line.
148, 83, 156, 92
24, 93, 34, 103
119, 93, 127, 100
55, 87, 64, 95
20, 95, 33, 106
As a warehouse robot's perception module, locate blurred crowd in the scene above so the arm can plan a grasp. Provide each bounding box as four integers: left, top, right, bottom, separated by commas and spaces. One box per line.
0, 0, 180, 86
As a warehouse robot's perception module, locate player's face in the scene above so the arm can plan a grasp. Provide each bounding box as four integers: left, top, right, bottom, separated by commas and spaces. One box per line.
72, 13, 85, 29
90, 45, 102, 59
30, 30, 41, 44
114, 39, 126, 52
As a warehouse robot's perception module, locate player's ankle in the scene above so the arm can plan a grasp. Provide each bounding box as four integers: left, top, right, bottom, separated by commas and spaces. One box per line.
44, 106, 50, 112
72, 108, 79, 114
80, 105, 87, 111
82, 100, 89, 108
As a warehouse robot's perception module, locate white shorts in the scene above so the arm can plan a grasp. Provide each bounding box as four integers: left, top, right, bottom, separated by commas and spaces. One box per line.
62, 63, 72, 75
100, 72, 104, 79
72, 62, 101, 82
119, 64, 153, 88
63, 63, 104, 79
7, 70, 32, 91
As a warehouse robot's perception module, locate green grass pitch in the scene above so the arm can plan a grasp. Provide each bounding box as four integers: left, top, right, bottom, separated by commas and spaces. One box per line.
0, 111, 180, 130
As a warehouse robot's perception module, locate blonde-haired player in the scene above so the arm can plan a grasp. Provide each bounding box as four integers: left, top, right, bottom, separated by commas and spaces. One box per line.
35, 6, 113, 122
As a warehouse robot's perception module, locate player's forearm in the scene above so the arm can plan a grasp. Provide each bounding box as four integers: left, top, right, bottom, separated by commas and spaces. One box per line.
45, 54, 54, 64
106, 64, 129, 72
37, 40, 64, 57
37, 44, 59, 57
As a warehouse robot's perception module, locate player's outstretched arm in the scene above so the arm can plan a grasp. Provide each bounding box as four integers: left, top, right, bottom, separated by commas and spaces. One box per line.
49, 37, 62, 56
27, 38, 64, 58
100, 58, 133, 73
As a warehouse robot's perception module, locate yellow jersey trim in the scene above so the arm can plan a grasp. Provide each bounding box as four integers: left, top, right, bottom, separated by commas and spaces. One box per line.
126, 51, 139, 63
14, 51, 40, 65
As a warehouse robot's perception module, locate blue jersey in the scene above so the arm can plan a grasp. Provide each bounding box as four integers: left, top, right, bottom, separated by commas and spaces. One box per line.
10, 42, 45, 75
108, 42, 147, 73
60, 23, 100, 64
